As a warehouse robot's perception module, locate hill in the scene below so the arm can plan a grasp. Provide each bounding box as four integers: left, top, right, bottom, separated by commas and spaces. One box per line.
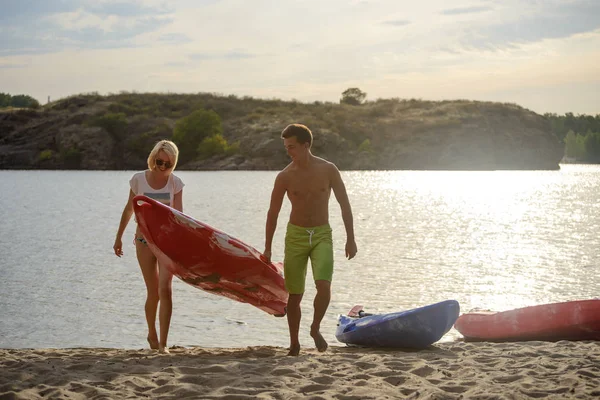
0, 92, 564, 170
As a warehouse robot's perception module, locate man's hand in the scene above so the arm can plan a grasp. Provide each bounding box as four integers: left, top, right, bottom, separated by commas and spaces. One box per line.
345, 239, 357, 260
263, 249, 272, 263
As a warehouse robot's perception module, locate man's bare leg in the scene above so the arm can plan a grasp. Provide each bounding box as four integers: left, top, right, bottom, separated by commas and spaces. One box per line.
136, 240, 160, 350
310, 280, 330, 352
158, 264, 173, 354
286, 293, 303, 356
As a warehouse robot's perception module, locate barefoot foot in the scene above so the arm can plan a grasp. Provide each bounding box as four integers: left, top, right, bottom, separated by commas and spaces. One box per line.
147, 336, 159, 350
159, 346, 171, 354
310, 331, 328, 352
287, 344, 300, 356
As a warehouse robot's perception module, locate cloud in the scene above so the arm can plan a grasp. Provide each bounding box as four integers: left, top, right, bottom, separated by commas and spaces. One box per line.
0, 0, 174, 55
1, 0, 598, 115
189, 51, 257, 61
441, 6, 493, 15
382, 20, 411, 27
0, 63, 28, 69
88, 1, 172, 17
157, 33, 193, 44
0, 0, 80, 23
0, 0, 172, 21
460, 0, 600, 49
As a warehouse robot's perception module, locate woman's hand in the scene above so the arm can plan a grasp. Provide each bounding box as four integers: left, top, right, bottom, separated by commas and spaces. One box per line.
113, 238, 124, 257
263, 249, 272, 263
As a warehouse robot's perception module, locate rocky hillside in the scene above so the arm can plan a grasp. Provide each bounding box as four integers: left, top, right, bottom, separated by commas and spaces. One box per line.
0, 92, 564, 170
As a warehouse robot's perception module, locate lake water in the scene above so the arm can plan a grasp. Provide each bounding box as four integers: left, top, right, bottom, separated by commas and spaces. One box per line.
1, 166, 599, 350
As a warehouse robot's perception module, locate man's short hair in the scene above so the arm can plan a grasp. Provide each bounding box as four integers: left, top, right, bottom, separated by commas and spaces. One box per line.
281, 124, 313, 148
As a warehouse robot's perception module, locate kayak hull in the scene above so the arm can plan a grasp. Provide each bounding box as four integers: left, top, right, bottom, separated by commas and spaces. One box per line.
336, 300, 460, 348
132, 195, 288, 316
454, 299, 600, 342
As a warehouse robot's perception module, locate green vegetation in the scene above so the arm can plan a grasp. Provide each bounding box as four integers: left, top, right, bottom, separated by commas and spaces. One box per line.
564, 131, 600, 162
340, 88, 367, 105
88, 112, 128, 141
172, 109, 224, 163
0, 88, 567, 170
0, 92, 40, 109
357, 139, 373, 153
198, 134, 240, 159
545, 113, 600, 162
61, 147, 82, 169
126, 121, 173, 161
38, 149, 53, 162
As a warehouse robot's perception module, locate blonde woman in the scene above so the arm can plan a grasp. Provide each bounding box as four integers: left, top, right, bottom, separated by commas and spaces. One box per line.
113, 140, 184, 353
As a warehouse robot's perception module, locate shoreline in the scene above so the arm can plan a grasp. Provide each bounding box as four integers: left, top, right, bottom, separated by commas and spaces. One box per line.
3, 341, 599, 399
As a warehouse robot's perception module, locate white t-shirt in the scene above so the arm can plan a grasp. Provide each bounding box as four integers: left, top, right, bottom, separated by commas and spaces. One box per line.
129, 171, 184, 207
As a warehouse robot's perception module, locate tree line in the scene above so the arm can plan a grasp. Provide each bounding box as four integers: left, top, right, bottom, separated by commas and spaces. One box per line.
0, 92, 40, 109
544, 112, 600, 162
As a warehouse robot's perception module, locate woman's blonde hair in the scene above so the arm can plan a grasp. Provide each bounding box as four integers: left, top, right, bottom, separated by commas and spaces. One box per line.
147, 140, 179, 170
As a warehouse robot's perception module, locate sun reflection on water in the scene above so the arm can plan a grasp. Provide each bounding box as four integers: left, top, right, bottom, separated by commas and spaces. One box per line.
342, 168, 599, 316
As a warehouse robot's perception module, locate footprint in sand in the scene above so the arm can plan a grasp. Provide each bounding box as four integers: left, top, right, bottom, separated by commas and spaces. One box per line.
383, 376, 408, 386
440, 384, 468, 394
300, 383, 329, 393
493, 374, 523, 384
410, 365, 435, 377
311, 375, 334, 385
354, 361, 377, 370
199, 365, 230, 373
350, 373, 371, 380
271, 368, 297, 376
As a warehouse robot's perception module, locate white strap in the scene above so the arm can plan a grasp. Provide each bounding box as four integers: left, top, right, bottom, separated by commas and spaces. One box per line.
306, 230, 315, 246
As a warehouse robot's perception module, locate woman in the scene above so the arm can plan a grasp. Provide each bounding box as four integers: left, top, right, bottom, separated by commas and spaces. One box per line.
113, 140, 184, 353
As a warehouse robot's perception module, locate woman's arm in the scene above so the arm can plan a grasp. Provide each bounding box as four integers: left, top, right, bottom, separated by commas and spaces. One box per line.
173, 189, 183, 212
113, 189, 136, 257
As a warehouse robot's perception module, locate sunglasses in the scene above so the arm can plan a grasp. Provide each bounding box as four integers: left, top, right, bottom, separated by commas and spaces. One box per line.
155, 158, 173, 169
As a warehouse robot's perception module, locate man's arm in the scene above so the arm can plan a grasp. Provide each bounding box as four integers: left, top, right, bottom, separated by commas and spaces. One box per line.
330, 164, 357, 259
264, 172, 286, 262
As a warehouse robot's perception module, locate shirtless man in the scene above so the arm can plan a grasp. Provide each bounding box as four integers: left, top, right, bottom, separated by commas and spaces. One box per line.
263, 123, 357, 356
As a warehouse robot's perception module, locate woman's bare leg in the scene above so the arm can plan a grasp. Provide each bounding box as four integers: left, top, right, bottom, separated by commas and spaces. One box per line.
158, 263, 174, 353
135, 237, 159, 350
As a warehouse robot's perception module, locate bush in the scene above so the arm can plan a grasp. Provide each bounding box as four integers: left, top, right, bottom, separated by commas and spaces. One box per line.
0, 92, 40, 109
197, 134, 239, 159
0, 92, 10, 107
340, 88, 367, 106
584, 131, 600, 162
38, 149, 53, 162
61, 147, 82, 169
173, 109, 222, 162
358, 139, 373, 153
564, 130, 586, 160
88, 112, 128, 141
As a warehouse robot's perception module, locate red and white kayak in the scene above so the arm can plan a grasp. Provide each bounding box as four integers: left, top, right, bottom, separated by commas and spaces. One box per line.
454, 299, 600, 342
132, 195, 288, 316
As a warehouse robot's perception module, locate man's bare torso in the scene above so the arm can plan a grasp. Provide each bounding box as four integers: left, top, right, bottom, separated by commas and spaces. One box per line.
282, 157, 332, 227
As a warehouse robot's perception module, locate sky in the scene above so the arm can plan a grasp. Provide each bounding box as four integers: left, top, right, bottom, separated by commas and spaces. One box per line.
0, 0, 599, 115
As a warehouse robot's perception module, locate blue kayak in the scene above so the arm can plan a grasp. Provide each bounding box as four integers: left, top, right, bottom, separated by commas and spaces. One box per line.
335, 300, 460, 348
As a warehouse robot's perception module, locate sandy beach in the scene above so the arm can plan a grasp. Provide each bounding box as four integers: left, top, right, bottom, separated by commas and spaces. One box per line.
2, 340, 599, 399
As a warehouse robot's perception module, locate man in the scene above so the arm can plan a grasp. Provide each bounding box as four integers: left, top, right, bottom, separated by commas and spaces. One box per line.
263, 123, 357, 356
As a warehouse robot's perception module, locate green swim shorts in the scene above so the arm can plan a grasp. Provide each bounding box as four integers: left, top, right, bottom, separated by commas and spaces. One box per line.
284, 222, 334, 294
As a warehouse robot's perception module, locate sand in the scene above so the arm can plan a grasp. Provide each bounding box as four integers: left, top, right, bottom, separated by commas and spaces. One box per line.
2, 340, 599, 399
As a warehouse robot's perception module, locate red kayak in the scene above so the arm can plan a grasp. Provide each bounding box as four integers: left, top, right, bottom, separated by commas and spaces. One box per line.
454, 299, 600, 342
132, 195, 288, 316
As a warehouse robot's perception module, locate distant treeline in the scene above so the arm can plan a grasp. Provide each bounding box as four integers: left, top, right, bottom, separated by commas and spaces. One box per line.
544, 112, 600, 162
0, 92, 40, 109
